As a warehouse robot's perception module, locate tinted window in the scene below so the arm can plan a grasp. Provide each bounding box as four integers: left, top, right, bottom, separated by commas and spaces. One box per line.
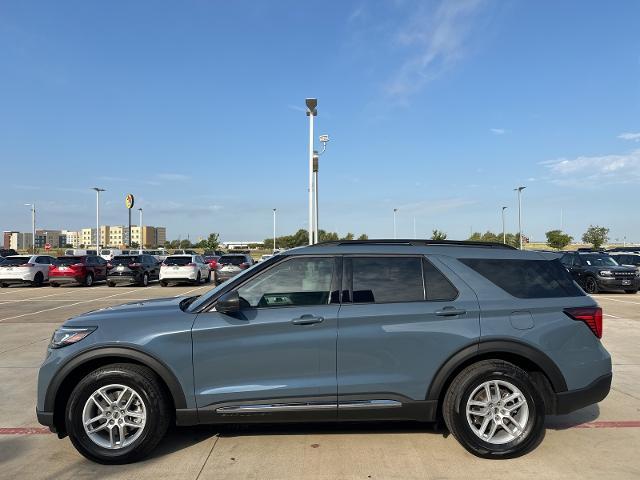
351, 257, 424, 303
560, 254, 573, 267
581, 254, 618, 267
460, 258, 583, 298
164, 256, 193, 266
423, 259, 458, 301
55, 256, 82, 266
1, 257, 31, 266
112, 256, 139, 265
218, 255, 246, 266
237, 257, 334, 308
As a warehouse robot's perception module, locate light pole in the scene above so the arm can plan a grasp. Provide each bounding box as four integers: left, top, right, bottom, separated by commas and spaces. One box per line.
92, 187, 105, 252
413, 217, 417, 239
393, 208, 398, 239
272, 208, 277, 252
514, 186, 526, 250
501, 206, 507, 244
306, 98, 317, 245
24, 203, 35, 253
138, 208, 144, 248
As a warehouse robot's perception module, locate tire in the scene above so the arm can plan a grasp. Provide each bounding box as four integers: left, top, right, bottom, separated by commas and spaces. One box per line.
442, 359, 545, 459
140, 273, 149, 287
84, 273, 94, 287
65, 363, 170, 464
32, 272, 44, 288
50, 283, 60, 288
107, 282, 116, 288
193, 272, 201, 285
624, 289, 637, 294
205, 271, 211, 284
160, 281, 168, 287
0, 283, 8, 288
584, 276, 599, 294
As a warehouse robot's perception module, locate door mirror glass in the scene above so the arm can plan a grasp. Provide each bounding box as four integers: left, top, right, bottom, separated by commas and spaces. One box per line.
216, 290, 240, 314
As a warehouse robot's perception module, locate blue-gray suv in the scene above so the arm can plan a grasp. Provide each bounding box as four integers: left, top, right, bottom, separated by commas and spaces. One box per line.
36, 240, 611, 463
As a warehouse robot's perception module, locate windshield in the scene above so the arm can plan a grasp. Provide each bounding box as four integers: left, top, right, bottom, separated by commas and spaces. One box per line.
164, 256, 193, 266
581, 255, 618, 267
218, 255, 246, 266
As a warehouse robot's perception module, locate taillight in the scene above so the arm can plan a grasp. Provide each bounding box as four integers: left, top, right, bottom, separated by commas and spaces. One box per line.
21, 263, 35, 267
239, 262, 249, 269
129, 263, 141, 269
564, 307, 603, 338
107, 262, 113, 269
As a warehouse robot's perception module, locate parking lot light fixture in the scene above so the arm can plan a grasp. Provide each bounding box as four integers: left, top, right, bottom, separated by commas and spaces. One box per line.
272, 208, 277, 252
92, 188, 105, 251
502, 206, 507, 244
514, 187, 526, 249
393, 208, 399, 239
138, 208, 144, 248
306, 98, 317, 245
24, 203, 35, 253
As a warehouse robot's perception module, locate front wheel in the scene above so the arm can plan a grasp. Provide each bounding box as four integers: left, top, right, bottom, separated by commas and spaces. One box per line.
84, 273, 94, 287
160, 280, 168, 287
107, 282, 116, 288
139, 273, 149, 287
584, 276, 599, 294
443, 360, 545, 459
65, 363, 170, 464
32, 272, 44, 287
193, 272, 201, 285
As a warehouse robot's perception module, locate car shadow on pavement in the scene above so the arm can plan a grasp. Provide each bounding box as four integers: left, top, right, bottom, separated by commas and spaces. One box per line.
545, 404, 600, 430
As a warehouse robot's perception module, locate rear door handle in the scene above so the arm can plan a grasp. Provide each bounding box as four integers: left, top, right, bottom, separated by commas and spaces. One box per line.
435, 307, 466, 317
291, 315, 324, 325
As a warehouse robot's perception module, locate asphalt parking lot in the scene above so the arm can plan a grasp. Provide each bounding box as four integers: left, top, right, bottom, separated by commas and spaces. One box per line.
0, 284, 639, 479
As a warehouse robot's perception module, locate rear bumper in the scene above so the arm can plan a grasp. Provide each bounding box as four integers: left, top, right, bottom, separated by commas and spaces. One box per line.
0, 277, 33, 284
217, 271, 240, 281
49, 276, 82, 285
552, 373, 612, 415
108, 274, 140, 283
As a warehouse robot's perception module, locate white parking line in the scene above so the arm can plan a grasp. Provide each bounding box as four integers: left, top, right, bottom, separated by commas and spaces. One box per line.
597, 297, 640, 306
0, 288, 141, 322
0, 298, 156, 303
604, 313, 621, 318
173, 285, 211, 296
0, 288, 97, 305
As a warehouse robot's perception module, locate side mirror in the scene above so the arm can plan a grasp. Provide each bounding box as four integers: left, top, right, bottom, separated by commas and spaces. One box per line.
216, 290, 240, 315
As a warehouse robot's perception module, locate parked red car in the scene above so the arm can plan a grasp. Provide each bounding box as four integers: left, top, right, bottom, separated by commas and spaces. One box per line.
49, 256, 108, 287
203, 255, 221, 270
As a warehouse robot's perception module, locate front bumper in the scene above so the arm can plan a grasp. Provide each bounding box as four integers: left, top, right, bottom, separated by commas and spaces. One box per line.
552, 373, 612, 415
597, 276, 640, 291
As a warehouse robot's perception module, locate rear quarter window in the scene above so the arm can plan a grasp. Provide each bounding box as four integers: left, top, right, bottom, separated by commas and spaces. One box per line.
460, 258, 584, 299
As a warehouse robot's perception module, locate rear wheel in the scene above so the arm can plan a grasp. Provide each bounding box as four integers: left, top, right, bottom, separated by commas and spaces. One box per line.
107, 282, 116, 288
65, 363, 170, 464
584, 276, 599, 294
140, 273, 149, 287
160, 280, 168, 287
443, 360, 545, 459
84, 273, 94, 287
50, 282, 60, 288
0, 283, 8, 288
32, 272, 44, 288
192, 272, 201, 285
205, 271, 211, 283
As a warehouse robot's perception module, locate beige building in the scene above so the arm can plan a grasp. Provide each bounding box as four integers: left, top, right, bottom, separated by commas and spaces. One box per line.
9, 232, 33, 250
62, 230, 80, 248
80, 228, 94, 247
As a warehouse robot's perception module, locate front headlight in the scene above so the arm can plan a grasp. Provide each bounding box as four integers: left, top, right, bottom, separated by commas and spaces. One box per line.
599, 270, 613, 277
50, 327, 96, 349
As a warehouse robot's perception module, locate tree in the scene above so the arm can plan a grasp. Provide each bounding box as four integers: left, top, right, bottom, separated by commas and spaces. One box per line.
179, 239, 193, 249
341, 232, 355, 240
469, 231, 520, 249
130, 242, 139, 249
545, 230, 572, 250
582, 225, 609, 249
357, 234, 369, 240
431, 229, 447, 241
195, 233, 220, 250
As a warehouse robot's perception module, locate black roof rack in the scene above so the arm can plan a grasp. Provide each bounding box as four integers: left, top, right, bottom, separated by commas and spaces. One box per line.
309, 239, 516, 250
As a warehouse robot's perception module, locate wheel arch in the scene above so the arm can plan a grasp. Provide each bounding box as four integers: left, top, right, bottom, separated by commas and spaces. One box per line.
426, 339, 567, 417
46, 347, 187, 436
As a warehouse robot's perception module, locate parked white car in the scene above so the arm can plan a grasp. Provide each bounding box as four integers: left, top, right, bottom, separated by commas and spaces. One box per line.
160, 255, 210, 286
0, 255, 56, 287
99, 248, 123, 261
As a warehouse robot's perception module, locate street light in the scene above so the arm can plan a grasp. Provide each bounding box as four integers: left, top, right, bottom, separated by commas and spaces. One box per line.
393, 208, 399, 239
92, 187, 105, 251
24, 203, 35, 253
514, 186, 526, 250
501, 206, 507, 244
272, 208, 277, 253
306, 98, 317, 245
138, 208, 144, 248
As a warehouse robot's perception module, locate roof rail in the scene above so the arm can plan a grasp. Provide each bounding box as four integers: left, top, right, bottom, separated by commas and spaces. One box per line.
309, 239, 516, 250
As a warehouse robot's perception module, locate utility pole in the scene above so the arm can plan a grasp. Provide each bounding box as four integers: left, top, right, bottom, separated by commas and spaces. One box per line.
514, 186, 526, 250
138, 208, 144, 248
92, 188, 105, 252
502, 206, 507, 244
313, 151, 319, 244
393, 208, 398, 239
306, 98, 317, 245
24, 203, 36, 253
272, 208, 277, 252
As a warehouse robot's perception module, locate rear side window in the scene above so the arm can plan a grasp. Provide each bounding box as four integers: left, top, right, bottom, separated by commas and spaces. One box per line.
351, 257, 424, 303
423, 259, 458, 301
460, 258, 583, 298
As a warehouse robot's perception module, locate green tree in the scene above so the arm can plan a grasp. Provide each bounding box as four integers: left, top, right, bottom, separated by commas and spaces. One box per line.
179, 239, 193, 249
582, 225, 609, 249
545, 230, 572, 250
357, 233, 369, 240
195, 233, 220, 250
341, 232, 355, 240
431, 229, 447, 241
469, 231, 520, 248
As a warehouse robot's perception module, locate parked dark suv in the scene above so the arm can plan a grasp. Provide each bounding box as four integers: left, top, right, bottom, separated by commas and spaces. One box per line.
560, 251, 639, 294
107, 255, 160, 287
37, 240, 611, 463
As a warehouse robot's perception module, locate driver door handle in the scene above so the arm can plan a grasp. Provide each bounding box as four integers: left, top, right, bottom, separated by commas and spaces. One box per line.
435, 307, 466, 317
291, 315, 324, 325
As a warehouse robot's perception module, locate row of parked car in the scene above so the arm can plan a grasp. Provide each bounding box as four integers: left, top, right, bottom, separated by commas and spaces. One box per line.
0, 252, 255, 288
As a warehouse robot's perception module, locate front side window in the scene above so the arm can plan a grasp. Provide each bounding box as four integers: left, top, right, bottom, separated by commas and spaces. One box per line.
237, 257, 334, 308
351, 256, 424, 303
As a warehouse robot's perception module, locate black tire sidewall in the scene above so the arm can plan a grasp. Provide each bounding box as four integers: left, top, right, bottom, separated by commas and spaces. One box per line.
85, 273, 94, 287
448, 366, 544, 459
65, 365, 168, 464
585, 277, 598, 294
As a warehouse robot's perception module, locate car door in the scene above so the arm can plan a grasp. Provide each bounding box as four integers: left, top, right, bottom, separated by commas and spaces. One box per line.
336, 255, 480, 417
191, 255, 340, 420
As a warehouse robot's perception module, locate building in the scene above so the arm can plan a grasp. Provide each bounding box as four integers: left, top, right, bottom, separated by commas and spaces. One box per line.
107, 226, 129, 247
80, 228, 95, 248
3, 231, 19, 249
9, 232, 33, 250
34, 230, 65, 249
62, 230, 80, 248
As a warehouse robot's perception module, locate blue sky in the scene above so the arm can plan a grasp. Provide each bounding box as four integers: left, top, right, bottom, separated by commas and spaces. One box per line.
1, 0, 639, 243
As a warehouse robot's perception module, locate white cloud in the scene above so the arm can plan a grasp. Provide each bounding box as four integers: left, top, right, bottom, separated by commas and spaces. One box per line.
618, 132, 640, 142
541, 149, 640, 186
386, 0, 488, 101
490, 128, 505, 135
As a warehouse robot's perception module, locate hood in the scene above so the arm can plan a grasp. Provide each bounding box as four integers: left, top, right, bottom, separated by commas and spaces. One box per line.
65, 296, 187, 325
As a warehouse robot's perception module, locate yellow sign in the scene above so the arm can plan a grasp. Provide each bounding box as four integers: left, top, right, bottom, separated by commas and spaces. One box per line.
125, 194, 135, 209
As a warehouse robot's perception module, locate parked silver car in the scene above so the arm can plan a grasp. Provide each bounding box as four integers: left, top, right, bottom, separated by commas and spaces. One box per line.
160, 255, 210, 286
